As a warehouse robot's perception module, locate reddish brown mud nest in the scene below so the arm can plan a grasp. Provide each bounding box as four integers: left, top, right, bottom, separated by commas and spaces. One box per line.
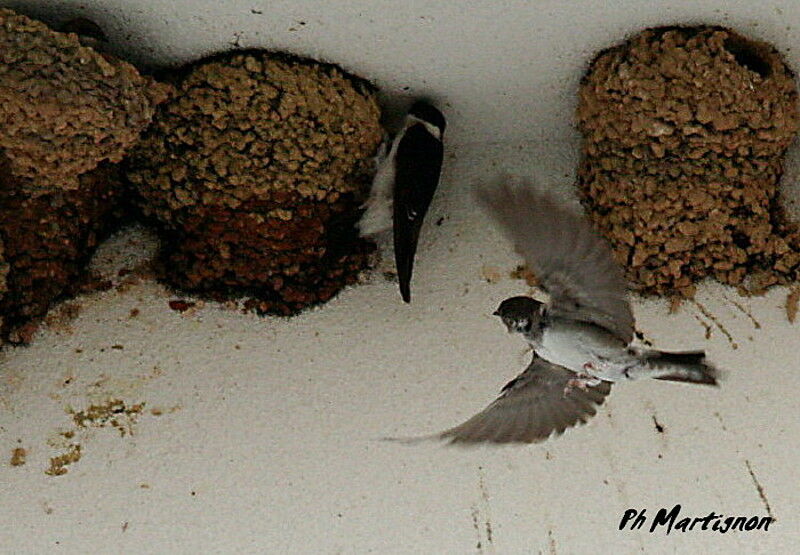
125, 51, 383, 315
577, 26, 800, 297
0, 9, 169, 343
0, 160, 125, 343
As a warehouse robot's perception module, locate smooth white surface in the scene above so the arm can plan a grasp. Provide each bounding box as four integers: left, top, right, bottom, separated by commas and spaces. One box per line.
1, 1, 800, 553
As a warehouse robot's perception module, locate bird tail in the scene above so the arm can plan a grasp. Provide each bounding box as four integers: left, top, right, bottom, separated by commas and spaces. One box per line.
640, 350, 718, 386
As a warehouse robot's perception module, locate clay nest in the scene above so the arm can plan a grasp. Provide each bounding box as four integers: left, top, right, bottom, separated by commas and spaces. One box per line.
0, 9, 170, 343
0, 237, 8, 337
0, 8, 171, 192
577, 26, 800, 297
125, 50, 383, 315
0, 158, 126, 343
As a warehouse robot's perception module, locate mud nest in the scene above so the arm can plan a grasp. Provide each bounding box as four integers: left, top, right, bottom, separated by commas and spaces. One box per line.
0, 9, 170, 192
0, 9, 169, 343
0, 159, 125, 343
125, 51, 383, 315
577, 26, 800, 297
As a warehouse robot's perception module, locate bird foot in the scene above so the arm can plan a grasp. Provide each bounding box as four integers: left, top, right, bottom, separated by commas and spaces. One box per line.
563, 371, 601, 396
563, 377, 590, 396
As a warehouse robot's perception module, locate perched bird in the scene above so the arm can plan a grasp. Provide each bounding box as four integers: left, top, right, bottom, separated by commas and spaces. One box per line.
479, 179, 718, 392
359, 100, 446, 302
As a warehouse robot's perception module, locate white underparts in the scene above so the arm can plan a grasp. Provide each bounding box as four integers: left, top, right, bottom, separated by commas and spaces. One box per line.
357, 114, 441, 237
358, 132, 400, 236
535, 323, 638, 383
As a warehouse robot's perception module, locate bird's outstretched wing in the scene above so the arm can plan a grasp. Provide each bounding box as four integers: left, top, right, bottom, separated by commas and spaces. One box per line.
393, 124, 444, 302
437, 356, 610, 444
477, 178, 634, 343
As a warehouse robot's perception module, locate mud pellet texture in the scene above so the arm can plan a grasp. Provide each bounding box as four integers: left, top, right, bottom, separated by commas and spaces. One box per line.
0, 8, 170, 193
577, 26, 800, 297
0, 9, 169, 344
0, 160, 125, 343
126, 51, 383, 315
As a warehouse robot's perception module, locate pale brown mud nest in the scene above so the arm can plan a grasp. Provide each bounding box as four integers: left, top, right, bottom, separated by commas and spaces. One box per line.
0, 9, 169, 192
577, 26, 800, 297
0, 9, 170, 343
125, 50, 383, 315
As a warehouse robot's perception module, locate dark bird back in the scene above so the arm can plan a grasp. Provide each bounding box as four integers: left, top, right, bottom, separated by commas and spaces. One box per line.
393, 119, 444, 302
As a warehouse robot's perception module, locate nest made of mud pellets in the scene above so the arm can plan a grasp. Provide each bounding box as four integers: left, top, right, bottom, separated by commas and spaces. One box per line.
125, 50, 383, 315
0, 9, 170, 193
0, 9, 170, 344
0, 160, 125, 343
577, 26, 800, 297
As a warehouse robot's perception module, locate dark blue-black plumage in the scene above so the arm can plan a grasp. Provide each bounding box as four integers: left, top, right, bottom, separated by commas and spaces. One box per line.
392, 101, 445, 302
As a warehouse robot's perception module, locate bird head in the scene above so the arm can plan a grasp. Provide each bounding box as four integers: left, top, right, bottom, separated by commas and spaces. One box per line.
408, 100, 446, 135
493, 296, 542, 335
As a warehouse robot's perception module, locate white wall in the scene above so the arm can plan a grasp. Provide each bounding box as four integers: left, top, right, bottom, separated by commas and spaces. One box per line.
6, 0, 800, 147
2, 2, 800, 553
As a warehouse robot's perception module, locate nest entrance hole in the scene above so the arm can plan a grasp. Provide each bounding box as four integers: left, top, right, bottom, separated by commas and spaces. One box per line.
724, 37, 772, 78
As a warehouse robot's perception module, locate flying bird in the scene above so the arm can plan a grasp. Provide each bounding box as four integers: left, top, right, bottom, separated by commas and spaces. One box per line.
478, 179, 717, 394
359, 100, 446, 303
437, 354, 612, 444
399, 177, 717, 445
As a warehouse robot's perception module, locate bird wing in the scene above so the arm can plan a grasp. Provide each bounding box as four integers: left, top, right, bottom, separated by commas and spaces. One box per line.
477, 178, 634, 343
393, 123, 444, 302
439, 356, 611, 444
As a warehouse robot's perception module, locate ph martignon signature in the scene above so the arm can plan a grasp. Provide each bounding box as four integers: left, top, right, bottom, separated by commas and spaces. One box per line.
619, 505, 774, 535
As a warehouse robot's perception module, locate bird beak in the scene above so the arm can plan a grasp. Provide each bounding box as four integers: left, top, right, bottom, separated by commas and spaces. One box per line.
492, 310, 500, 317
